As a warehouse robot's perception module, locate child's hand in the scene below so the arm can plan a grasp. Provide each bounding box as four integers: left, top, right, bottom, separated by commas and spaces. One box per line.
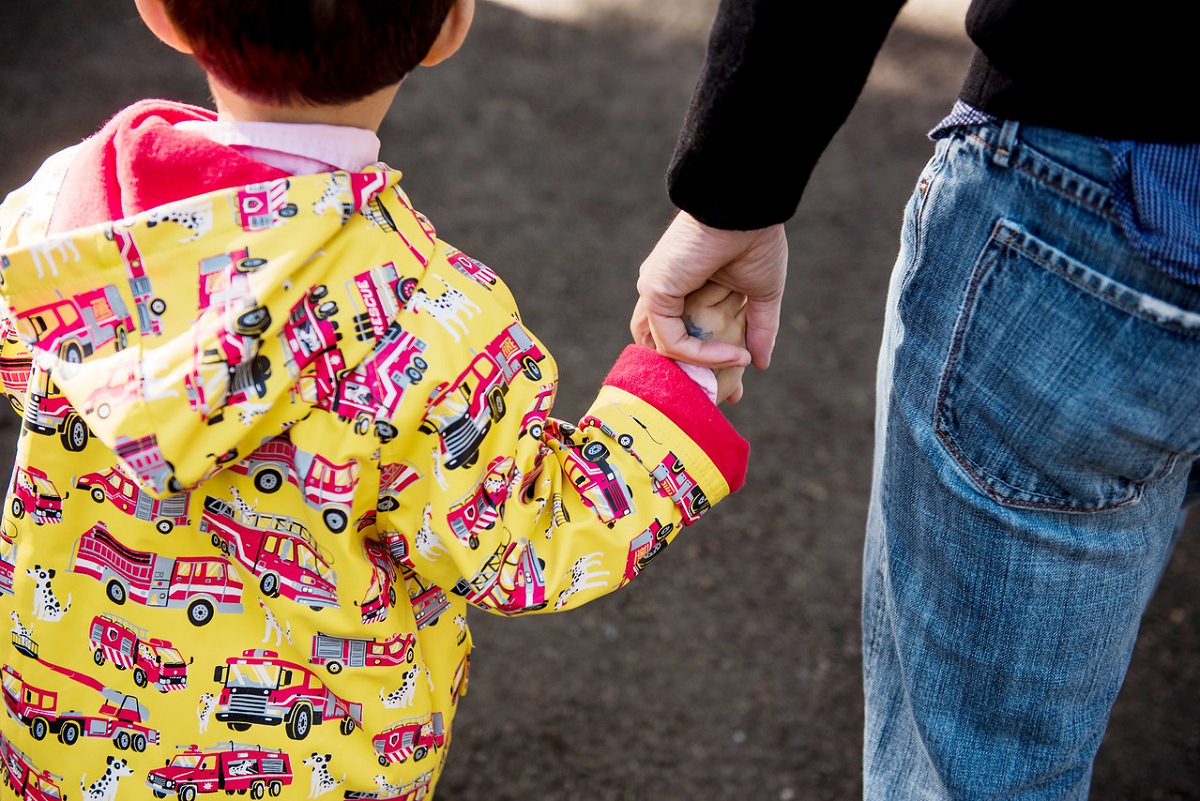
681, 282, 747, 403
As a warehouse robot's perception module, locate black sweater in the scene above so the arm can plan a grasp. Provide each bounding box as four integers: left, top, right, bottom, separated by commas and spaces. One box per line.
669, 0, 1200, 231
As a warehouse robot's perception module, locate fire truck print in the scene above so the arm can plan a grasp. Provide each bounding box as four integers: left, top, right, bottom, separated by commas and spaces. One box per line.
115, 433, 182, 494
377, 462, 420, 512
88, 614, 191, 692
309, 631, 416, 674
451, 538, 548, 614
343, 770, 433, 801
22, 368, 89, 452
279, 284, 340, 377
211, 649, 363, 741
70, 523, 245, 626
1, 729, 68, 801
446, 250, 497, 288
618, 519, 674, 588
347, 263, 418, 342
146, 741, 293, 800
105, 223, 167, 337
358, 537, 398, 625
15, 284, 133, 372
419, 322, 545, 470
331, 323, 428, 442
312, 171, 388, 225
0, 524, 16, 596
372, 712, 444, 766
228, 436, 359, 533
563, 441, 634, 527
200, 495, 339, 609
0, 318, 30, 414
445, 456, 515, 549
8, 466, 63, 525
76, 466, 191, 533
81, 362, 143, 421
401, 568, 449, 630
650, 453, 710, 525
2, 639, 160, 752
235, 179, 298, 232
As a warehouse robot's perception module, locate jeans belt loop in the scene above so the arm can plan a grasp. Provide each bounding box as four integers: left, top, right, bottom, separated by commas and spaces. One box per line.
992, 120, 1020, 168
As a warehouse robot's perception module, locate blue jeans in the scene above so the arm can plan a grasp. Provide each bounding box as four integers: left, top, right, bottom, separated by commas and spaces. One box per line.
863, 120, 1200, 799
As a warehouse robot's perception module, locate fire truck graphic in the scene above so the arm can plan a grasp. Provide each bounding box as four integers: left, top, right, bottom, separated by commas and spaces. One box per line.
420, 323, 546, 470
446, 456, 515, 549
22, 368, 89, 451
106, 223, 167, 336
618, 519, 674, 589
650, 453, 711, 525
279, 284, 340, 377
0, 524, 16, 596
76, 466, 190, 533
373, 712, 445, 766
70, 522, 244, 626
313, 171, 388, 225
347, 262, 418, 342
235, 179, 298, 232
2, 640, 160, 752
309, 631, 416, 674
212, 649, 363, 740
0, 729, 67, 801
334, 323, 428, 442
227, 437, 359, 533
147, 741, 293, 800
81, 362, 143, 420
377, 462, 420, 512
0, 318, 30, 414
88, 614, 190, 692
200, 496, 339, 608
115, 433, 182, 494
563, 441, 634, 527
451, 538, 547, 613
8, 466, 62, 525
15, 285, 133, 370
402, 568, 450, 630
359, 537, 398, 625
446, 250, 498, 288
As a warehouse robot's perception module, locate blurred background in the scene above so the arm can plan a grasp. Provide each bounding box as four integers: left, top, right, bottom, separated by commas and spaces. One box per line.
1, 1, 1196, 798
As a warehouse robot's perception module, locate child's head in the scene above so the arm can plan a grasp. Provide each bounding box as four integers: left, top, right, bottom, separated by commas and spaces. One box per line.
136, 0, 474, 114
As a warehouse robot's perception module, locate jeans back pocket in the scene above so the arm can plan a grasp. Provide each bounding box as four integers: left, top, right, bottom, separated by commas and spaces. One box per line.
934, 219, 1200, 512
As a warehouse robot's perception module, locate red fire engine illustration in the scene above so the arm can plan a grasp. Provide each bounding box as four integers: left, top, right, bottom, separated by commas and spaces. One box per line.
446, 250, 498, 288
81, 361, 143, 420
88, 613, 191, 692
227, 437, 359, 533
372, 712, 445, 766
445, 456, 515, 549
3, 633, 161, 752
331, 323, 428, 442
22, 368, 88, 452
1, 729, 67, 801
518, 384, 555, 440
279, 284, 340, 377
70, 522, 245, 626
451, 538, 547, 614
617, 519, 674, 589
358, 537, 398, 625
420, 323, 545, 470
105, 223, 167, 337
347, 263, 418, 342
309, 631, 416, 674
199, 495, 339, 609
115, 433, 182, 494
313, 171, 388, 225
211, 649, 363, 741
563, 441, 634, 527
146, 741, 293, 800
377, 462, 420, 512
235, 179, 298, 232
0, 318, 30, 415
0, 524, 16, 596
8, 466, 62, 526
401, 568, 449, 630
650, 453, 711, 525
15, 284, 133, 370
76, 466, 191, 534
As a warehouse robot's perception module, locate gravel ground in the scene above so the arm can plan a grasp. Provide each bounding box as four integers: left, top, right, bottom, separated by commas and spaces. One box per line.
1, 2, 1196, 798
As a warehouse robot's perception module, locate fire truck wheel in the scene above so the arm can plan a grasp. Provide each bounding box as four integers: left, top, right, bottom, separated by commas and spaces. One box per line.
468, 535, 480, 550
134, 668, 148, 688
116, 326, 128, 351
280, 203, 298, 218
254, 469, 283, 493
398, 277, 418, 303
407, 646, 415, 663
286, 704, 312, 740
582, 441, 609, 462
93, 648, 106, 666
187, 599, 214, 626
375, 421, 398, 443
316, 301, 338, 321
237, 257, 267, 273
156, 519, 174, 534
326, 661, 343, 674
58, 721, 80, 746
7, 395, 22, 415
10, 498, 23, 519
107, 580, 128, 605
618, 433, 634, 449
29, 717, 48, 740
406, 366, 423, 383
133, 733, 147, 752
488, 390, 506, 422
414, 745, 429, 762
414, 356, 428, 371
260, 573, 280, 597
228, 723, 251, 732
522, 357, 542, 381
528, 422, 543, 440
323, 508, 348, 533
378, 756, 390, 767
62, 414, 89, 452
309, 284, 328, 301
61, 341, 83, 370
268, 780, 283, 797
180, 785, 198, 801
152, 791, 167, 799
355, 415, 372, 436
672, 458, 686, 474
235, 307, 272, 337
115, 730, 132, 750
250, 780, 266, 800
378, 496, 399, 512
388, 586, 397, 606
150, 297, 168, 315
339, 716, 356, 736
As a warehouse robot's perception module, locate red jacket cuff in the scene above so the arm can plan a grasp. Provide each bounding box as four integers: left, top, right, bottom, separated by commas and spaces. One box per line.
603, 345, 749, 492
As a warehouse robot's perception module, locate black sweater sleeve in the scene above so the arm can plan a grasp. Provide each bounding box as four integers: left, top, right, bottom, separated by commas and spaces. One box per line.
668, 0, 909, 230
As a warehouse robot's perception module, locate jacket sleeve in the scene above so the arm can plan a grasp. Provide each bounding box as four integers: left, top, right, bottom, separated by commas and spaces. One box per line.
372, 263, 748, 615
668, 0, 909, 229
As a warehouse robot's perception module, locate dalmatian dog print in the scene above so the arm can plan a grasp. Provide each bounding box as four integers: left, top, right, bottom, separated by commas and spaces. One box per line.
374, 776, 405, 797
405, 277, 479, 342
303, 752, 345, 798
26, 565, 71, 622
145, 200, 213, 241
453, 613, 467, 646
379, 665, 421, 709
414, 504, 445, 561
196, 692, 216, 734
79, 756, 134, 801
259, 595, 291, 646
9, 610, 32, 641
555, 553, 610, 610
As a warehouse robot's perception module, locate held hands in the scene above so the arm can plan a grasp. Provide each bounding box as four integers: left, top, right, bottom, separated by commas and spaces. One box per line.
680, 282, 747, 403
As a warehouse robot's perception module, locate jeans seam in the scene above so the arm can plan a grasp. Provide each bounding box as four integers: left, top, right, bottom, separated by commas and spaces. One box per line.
967, 133, 1116, 221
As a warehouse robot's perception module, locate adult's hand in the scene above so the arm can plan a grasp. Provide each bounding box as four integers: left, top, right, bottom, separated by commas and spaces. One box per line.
632, 211, 787, 370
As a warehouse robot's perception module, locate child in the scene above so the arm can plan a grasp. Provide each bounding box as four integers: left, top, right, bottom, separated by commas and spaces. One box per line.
0, 2, 748, 798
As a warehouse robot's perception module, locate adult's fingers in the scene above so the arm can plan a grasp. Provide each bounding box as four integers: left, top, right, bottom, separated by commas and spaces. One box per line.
647, 311, 750, 368
743, 294, 782, 371
630, 297, 657, 349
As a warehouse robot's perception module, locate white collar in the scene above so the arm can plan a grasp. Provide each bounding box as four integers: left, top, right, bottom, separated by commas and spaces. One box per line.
175, 119, 382, 174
